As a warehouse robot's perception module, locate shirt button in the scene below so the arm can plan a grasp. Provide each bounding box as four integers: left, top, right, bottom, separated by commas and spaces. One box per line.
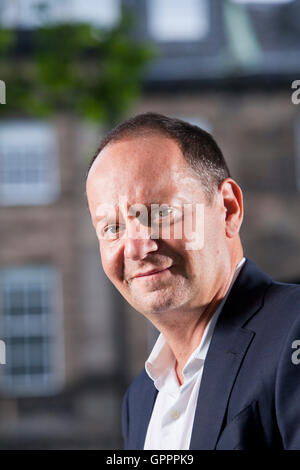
170, 409, 180, 420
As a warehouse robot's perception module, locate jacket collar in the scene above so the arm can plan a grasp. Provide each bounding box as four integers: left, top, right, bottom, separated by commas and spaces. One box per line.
189, 257, 272, 449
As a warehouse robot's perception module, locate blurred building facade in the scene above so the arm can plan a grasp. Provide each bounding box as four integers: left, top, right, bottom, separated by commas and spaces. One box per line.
0, 0, 300, 449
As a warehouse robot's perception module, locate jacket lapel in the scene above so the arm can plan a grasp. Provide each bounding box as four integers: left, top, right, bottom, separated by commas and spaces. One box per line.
189, 258, 272, 450
132, 375, 158, 449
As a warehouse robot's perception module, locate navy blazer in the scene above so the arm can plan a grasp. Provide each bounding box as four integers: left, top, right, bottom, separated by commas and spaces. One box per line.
121, 258, 300, 450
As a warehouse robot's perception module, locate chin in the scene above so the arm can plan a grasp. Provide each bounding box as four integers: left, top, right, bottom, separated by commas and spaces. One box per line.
136, 296, 181, 316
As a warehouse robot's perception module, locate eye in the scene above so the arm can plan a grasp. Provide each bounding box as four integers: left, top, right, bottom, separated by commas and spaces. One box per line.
106, 224, 119, 233
159, 207, 172, 217
104, 224, 120, 238
153, 206, 170, 218
152, 206, 175, 224
98, 224, 125, 241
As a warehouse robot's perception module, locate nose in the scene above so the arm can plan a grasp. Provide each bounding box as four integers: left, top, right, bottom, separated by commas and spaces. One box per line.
124, 219, 159, 260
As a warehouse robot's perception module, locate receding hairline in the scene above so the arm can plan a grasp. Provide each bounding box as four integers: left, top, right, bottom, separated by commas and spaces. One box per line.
86, 112, 231, 206
86, 128, 221, 207
88, 128, 186, 175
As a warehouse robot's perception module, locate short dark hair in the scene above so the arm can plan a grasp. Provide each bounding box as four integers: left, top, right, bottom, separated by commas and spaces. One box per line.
86, 112, 231, 200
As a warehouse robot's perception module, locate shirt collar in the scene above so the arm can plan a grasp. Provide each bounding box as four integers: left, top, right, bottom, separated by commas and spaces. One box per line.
145, 257, 246, 389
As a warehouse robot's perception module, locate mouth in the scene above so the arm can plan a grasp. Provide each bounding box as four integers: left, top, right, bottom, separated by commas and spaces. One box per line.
132, 267, 171, 280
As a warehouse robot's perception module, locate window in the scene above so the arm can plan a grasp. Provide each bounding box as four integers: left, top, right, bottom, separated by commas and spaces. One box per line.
146, 0, 209, 42
69, 0, 120, 28
0, 0, 56, 28
0, 0, 120, 29
0, 121, 60, 206
0, 266, 64, 396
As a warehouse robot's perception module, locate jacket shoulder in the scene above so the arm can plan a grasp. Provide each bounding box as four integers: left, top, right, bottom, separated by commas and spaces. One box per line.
240, 258, 300, 327
264, 280, 300, 323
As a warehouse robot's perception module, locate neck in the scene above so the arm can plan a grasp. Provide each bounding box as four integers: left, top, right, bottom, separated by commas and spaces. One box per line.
151, 254, 243, 385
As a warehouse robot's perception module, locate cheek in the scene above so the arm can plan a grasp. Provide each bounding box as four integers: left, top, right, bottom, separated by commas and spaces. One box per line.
203, 209, 225, 246
99, 242, 124, 283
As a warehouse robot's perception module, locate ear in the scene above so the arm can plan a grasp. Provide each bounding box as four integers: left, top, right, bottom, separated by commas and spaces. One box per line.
219, 178, 243, 238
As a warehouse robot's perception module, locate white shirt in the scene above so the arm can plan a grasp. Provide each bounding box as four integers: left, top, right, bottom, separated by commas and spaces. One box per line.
143, 258, 246, 450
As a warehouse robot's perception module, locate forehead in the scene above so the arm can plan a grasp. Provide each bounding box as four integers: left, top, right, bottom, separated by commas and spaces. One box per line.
86, 133, 203, 208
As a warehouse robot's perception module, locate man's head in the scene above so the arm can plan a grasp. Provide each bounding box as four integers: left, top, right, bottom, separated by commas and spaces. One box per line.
86, 113, 243, 324
86, 112, 231, 202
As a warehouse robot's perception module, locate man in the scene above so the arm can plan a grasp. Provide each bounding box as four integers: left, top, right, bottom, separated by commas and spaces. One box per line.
86, 112, 300, 450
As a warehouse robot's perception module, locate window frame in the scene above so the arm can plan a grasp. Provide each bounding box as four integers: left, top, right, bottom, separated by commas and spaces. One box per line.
146, 0, 210, 43
0, 265, 64, 397
0, 120, 60, 206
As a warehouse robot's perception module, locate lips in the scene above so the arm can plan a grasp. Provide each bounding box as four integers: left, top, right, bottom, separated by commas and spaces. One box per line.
132, 267, 171, 279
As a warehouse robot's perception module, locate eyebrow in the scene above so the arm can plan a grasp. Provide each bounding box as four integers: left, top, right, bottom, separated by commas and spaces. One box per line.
93, 205, 119, 224
93, 214, 114, 225
95, 214, 106, 221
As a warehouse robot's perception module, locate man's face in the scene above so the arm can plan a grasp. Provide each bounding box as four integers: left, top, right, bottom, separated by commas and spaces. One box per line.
86, 133, 231, 320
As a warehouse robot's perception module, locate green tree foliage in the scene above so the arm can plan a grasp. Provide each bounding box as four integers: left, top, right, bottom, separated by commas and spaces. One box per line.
0, 9, 155, 126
